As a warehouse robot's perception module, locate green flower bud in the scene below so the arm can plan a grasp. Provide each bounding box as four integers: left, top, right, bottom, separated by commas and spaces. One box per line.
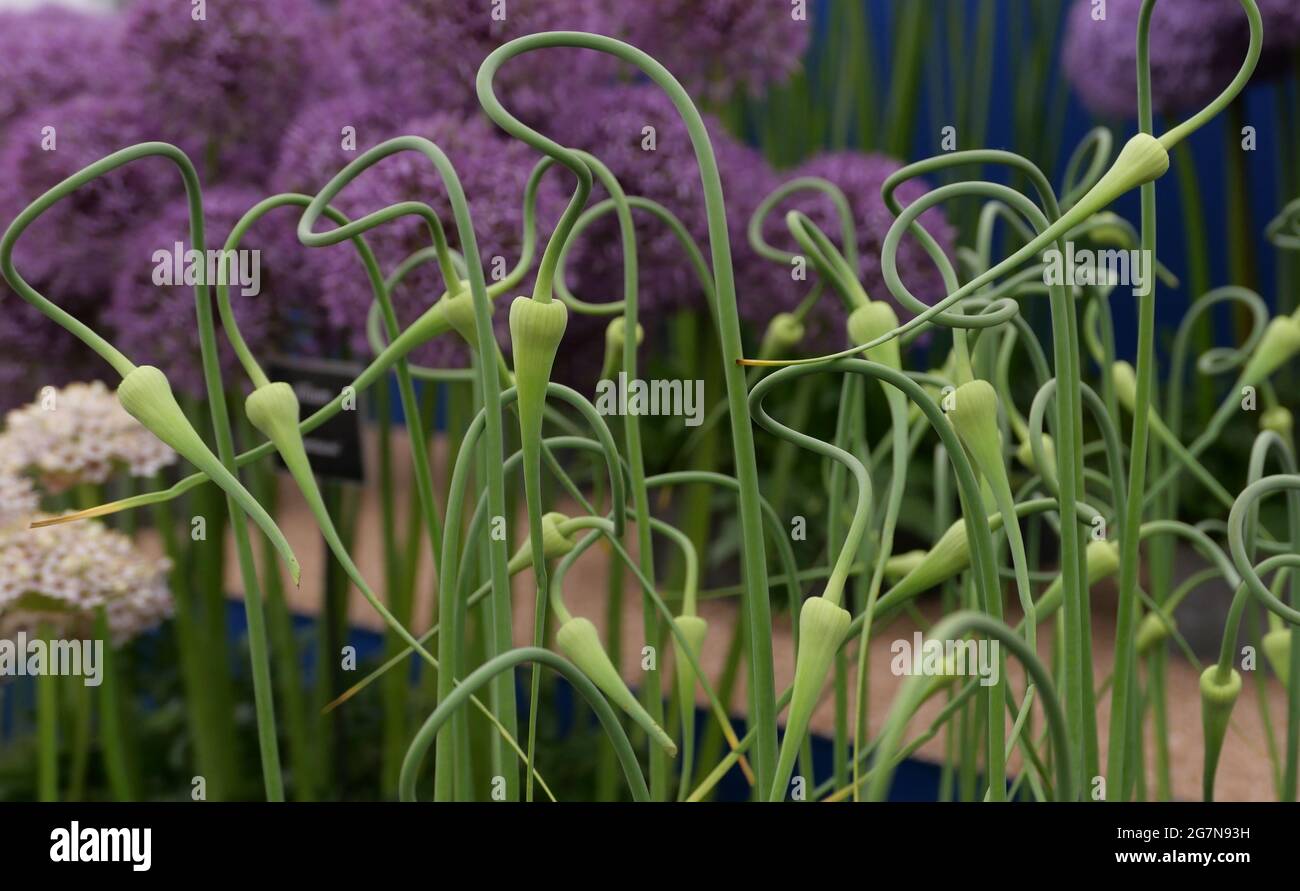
1111, 360, 1138, 414
556, 616, 676, 756
1241, 316, 1300, 388
510, 296, 568, 444
883, 549, 927, 582
1036, 540, 1120, 620
1089, 134, 1170, 209
1086, 212, 1134, 246
1263, 628, 1291, 690
945, 380, 1004, 484
1261, 406, 1294, 437
1016, 433, 1055, 475
846, 301, 902, 370
506, 511, 577, 573
672, 614, 709, 713
771, 596, 851, 798
442, 288, 488, 348
599, 317, 644, 380
245, 382, 302, 452
884, 518, 974, 603
759, 312, 805, 361
1199, 666, 1242, 801
1136, 610, 1175, 655
118, 365, 300, 584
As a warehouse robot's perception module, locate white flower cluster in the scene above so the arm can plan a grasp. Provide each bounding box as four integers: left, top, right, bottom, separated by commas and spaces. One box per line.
0, 381, 177, 492
0, 517, 173, 644
0, 470, 38, 531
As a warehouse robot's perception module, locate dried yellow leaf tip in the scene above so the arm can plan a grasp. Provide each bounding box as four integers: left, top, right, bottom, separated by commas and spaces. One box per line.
556, 616, 677, 757
117, 365, 300, 585
771, 596, 851, 799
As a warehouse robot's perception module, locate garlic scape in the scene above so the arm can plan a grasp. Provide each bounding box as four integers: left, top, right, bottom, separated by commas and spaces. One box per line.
117, 365, 300, 585
555, 616, 677, 756
509, 295, 569, 590
771, 596, 851, 800
1240, 316, 1300, 389
1199, 666, 1242, 802
599, 317, 644, 381
244, 381, 438, 662
758, 312, 806, 363
1263, 628, 1292, 691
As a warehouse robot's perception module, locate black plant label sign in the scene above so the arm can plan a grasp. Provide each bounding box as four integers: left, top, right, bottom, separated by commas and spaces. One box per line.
266, 356, 365, 484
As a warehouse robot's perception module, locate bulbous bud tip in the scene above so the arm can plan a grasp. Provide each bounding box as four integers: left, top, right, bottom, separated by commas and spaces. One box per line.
1242, 316, 1300, 387
1112, 133, 1171, 191
1016, 434, 1055, 474
245, 381, 301, 443
1136, 611, 1173, 654
846, 301, 902, 369
539, 511, 577, 560
1199, 666, 1242, 709
760, 312, 805, 359
1261, 406, 1294, 437
556, 616, 676, 756
1263, 628, 1291, 689
1111, 360, 1138, 413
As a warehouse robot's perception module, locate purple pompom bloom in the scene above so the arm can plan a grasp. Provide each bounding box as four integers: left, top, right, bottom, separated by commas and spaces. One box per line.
0, 92, 164, 300
550, 85, 794, 330
273, 90, 407, 199
122, 0, 329, 184
334, 0, 617, 126
616, 0, 810, 103
0, 6, 121, 130
765, 151, 956, 342
1062, 0, 1293, 120
105, 186, 290, 398
0, 293, 104, 413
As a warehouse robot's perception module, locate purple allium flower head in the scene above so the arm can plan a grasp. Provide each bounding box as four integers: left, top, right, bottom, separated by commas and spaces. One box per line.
1062, 0, 1291, 120
122, 0, 329, 184
105, 185, 286, 398
308, 111, 561, 369
615, 0, 810, 103
0, 90, 165, 300
0, 292, 105, 413
0, 6, 122, 130
766, 151, 957, 343
551, 85, 795, 330
335, 0, 618, 126
273, 90, 407, 199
